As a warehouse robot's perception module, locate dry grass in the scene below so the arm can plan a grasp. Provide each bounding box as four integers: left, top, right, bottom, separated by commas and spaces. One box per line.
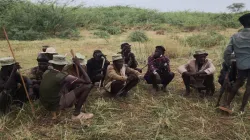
0, 29, 250, 140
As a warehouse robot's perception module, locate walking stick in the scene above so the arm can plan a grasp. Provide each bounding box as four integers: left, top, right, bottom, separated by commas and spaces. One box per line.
70, 49, 80, 77
2, 27, 35, 116
98, 57, 106, 92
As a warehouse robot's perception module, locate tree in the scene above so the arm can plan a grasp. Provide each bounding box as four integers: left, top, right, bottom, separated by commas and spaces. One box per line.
227, 3, 245, 13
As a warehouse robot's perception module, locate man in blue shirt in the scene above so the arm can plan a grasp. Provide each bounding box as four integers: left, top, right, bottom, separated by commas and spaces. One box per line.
219, 13, 250, 114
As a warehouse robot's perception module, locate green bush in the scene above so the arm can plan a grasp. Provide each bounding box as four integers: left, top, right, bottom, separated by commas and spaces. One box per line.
185, 31, 225, 48
93, 31, 110, 39
0, 0, 81, 40
97, 26, 122, 35
128, 31, 149, 42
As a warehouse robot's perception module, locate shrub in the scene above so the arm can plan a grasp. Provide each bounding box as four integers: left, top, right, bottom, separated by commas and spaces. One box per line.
184, 31, 225, 48
128, 31, 149, 42
93, 31, 110, 39
97, 26, 122, 35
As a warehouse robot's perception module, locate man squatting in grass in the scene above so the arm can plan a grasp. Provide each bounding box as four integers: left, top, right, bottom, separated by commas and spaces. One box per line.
219, 13, 250, 114
178, 50, 215, 97
120, 43, 142, 73
104, 54, 142, 96
0, 57, 34, 114
39, 55, 93, 120
87, 50, 110, 86
144, 46, 175, 92
28, 53, 50, 100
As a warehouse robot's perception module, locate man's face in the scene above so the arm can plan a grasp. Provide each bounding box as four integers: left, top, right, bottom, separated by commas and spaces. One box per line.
38, 62, 49, 71
124, 46, 131, 53
196, 55, 206, 65
94, 52, 103, 61
154, 49, 162, 58
52, 64, 65, 71
2, 64, 14, 73
114, 59, 124, 70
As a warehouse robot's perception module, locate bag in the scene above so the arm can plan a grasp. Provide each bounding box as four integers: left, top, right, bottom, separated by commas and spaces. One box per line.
0, 90, 12, 114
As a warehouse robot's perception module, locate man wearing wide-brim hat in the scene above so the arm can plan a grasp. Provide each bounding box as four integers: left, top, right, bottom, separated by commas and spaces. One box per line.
0, 57, 34, 114
220, 13, 250, 114
178, 50, 216, 97
103, 54, 142, 96
39, 55, 93, 121
62, 53, 88, 78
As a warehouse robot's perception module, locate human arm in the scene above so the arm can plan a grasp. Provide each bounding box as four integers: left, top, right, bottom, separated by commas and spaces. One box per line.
223, 37, 234, 66
107, 65, 127, 81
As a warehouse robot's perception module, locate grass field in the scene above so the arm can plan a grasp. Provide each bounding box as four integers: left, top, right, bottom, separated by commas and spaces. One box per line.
0, 27, 250, 140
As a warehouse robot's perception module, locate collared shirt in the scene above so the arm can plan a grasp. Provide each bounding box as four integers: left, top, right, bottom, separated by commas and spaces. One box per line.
144, 55, 170, 77
178, 59, 215, 75
224, 28, 250, 70
104, 64, 140, 92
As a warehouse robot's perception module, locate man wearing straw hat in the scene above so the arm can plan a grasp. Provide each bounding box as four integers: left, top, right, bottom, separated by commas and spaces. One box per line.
62, 53, 87, 78
0, 57, 34, 113
87, 50, 110, 85
39, 55, 93, 120
104, 54, 142, 96
219, 13, 250, 114
178, 50, 216, 97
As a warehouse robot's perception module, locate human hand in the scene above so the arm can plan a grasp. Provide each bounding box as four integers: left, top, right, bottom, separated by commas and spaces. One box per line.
13, 62, 21, 70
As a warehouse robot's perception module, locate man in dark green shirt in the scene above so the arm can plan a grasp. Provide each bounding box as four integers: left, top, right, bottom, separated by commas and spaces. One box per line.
220, 13, 250, 114
40, 55, 93, 120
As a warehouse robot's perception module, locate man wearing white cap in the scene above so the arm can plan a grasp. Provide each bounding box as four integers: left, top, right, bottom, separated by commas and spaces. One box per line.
39, 55, 93, 120
104, 54, 142, 96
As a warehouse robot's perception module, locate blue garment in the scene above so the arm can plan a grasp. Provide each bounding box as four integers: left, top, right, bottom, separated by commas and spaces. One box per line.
224, 28, 250, 70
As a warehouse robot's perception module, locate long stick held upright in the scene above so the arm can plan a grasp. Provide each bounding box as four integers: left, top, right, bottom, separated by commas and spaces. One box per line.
70, 49, 80, 77
2, 27, 35, 116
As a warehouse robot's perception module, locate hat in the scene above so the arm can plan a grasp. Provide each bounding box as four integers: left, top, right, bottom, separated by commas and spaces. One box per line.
155, 46, 166, 52
49, 55, 68, 65
75, 53, 86, 65
121, 43, 131, 49
42, 47, 57, 54
0, 57, 15, 67
112, 54, 123, 61
193, 50, 208, 57
239, 13, 250, 26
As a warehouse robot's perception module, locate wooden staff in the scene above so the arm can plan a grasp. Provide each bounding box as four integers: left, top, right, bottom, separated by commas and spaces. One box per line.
70, 49, 80, 77
98, 57, 106, 90
2, 27, 35, 116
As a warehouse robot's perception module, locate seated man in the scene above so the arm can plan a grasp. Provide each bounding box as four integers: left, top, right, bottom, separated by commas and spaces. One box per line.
87, 50, 110, 85
104, 54, 141, 96
144, 46, 175, 92
0, 57, 33, 114
178, 50, 216, 97
40, 55, 93, 120
63, 53, 87, 78
28, 53, 50, 99
120, 43, 141, 72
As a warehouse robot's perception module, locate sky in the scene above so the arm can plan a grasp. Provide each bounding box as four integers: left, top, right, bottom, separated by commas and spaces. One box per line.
73, 0, 250, 13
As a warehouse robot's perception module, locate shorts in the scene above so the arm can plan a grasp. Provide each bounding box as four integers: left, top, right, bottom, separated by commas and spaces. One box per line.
59, 90, 76, 109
